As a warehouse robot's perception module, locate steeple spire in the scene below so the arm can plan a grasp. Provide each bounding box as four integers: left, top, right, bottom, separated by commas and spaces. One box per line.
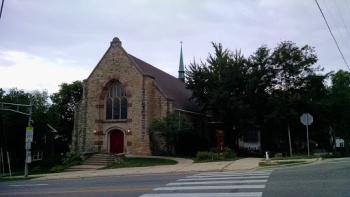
178, 41, 185, 82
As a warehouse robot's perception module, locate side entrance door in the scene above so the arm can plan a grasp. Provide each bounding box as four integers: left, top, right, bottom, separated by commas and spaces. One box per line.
110, 130, 124, 153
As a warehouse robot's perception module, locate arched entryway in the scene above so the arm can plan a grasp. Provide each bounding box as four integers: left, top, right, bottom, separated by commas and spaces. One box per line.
109, 130, 124, 153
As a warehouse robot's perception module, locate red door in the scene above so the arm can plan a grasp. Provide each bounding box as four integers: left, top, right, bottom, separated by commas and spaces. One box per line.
110, 130, 124, 153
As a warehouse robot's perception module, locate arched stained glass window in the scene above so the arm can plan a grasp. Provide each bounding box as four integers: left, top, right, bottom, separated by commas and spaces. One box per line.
105, 82, 127, 120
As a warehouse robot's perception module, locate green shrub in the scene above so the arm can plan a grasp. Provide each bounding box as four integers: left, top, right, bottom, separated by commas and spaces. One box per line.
196, 151, 212, 160
196, 147, 236, 161
49, 165, 65, 173
62, 152, 82, 167
38, 156, 62, 168
222, 147, 236, 158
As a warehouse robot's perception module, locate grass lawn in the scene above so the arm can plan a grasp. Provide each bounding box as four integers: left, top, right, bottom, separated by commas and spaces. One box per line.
270, 155, 319, 160
193, 157, 239, 163
259, 160, 307, 167
0, 176, 38, 182
103, 157, 178, 169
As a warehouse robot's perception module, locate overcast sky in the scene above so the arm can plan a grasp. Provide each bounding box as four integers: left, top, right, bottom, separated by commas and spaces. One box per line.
1, 0, 350, 95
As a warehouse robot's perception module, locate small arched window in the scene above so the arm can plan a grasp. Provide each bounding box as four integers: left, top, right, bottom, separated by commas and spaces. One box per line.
106, 82, 127, 120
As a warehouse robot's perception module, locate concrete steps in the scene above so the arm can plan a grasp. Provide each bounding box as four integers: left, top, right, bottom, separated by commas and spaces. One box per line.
65, 154, 114, 172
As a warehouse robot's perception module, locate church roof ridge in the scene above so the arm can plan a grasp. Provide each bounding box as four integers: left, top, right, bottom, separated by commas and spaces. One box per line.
127, 54, 200, 113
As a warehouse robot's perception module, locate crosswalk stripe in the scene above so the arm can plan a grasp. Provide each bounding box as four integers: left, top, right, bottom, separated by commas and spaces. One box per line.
139, 170, 273, 197
178, 175, 269, 181
140, 192, 263, 197
154, 185, 265, 191
197, 170, 273, 176
190, 171, 272, 177
167, 179, 267, 185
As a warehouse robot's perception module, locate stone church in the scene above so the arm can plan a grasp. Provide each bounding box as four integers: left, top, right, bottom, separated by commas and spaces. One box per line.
71, 37, 206, 155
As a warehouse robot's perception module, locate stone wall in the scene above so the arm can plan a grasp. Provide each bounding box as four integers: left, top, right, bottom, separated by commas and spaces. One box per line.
72, 37, 174, 155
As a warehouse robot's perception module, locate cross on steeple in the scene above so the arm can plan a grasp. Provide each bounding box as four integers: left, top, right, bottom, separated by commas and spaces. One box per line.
178, 41, 185, 82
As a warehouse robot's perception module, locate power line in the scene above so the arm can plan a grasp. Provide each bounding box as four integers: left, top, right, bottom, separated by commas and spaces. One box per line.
321, 0, 350, 51
315, 0, 350, 71
0, 0, 4, 20
334, 0, 350, 40
344, 0, 350, 17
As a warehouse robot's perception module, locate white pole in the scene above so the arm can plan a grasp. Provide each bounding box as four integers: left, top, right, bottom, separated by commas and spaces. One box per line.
1, 148, 5, 175
6, 151, 11, 178
306, 124, 310, 157
24, 101, 32, 177
1, 148, 4, 175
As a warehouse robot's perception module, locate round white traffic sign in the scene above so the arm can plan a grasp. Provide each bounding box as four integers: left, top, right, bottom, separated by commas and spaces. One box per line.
300, 113, 313, 126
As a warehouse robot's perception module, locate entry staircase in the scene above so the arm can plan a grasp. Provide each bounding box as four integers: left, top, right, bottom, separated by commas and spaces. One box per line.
65, 154, 114, 172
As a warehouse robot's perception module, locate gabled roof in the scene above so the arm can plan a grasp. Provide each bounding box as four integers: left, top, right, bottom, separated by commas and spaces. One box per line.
128, 54, 200, 113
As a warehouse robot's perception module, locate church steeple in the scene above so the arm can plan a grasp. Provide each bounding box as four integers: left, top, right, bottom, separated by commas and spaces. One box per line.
178, 42, 185, 82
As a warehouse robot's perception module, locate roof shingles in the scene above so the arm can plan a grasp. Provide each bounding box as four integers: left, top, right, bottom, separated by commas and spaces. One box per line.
128, 54, 200, 113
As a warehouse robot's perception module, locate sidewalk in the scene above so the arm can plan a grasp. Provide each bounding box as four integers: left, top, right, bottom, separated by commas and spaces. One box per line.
32, 157, 263, 180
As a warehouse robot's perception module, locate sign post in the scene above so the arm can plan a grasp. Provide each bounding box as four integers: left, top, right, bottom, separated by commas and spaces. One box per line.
24, 126, 33, 177
0, 101, 32, 177
300, 113, 313, 156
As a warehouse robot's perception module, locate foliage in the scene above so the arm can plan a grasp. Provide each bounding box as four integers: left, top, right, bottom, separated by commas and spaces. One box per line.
62, 152, 82, 167
186, 41, 330, 154
259, 160, 307, 167
104, 157, 177, 169
195, 147, 236, 162
0, 81, 82, 170
329, 70, 350, 156
50, 80, 83, 146
0, 177, 37, 182
38, 156, 62, 168
49, 165, 66, 173
149, 112, 195, 155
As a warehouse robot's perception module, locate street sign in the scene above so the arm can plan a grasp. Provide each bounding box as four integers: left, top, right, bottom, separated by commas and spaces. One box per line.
300, 113, 313, 126
26, 156, 32, 163
25, 142, 31, 150
26, 151, 32, 163
300, 113, 313, 156
25, 127, 34, 142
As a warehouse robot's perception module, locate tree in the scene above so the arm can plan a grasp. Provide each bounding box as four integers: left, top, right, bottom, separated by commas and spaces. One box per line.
186, 41, 328, 154
149, 112, 194, 155
186, 43, 250, 148
49, 81, 83, 153
0, 88, 32, 170
330, 70, 350, 156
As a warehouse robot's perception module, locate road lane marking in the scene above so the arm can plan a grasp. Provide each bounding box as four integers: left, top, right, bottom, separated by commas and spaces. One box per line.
0, 187, 154, 195
140, 192, 263, 197
155, 185, 265, 190
167, 179, 267, 185
188, 173, 271, 178
178, 175, 269, 181
9, 184, 49, 187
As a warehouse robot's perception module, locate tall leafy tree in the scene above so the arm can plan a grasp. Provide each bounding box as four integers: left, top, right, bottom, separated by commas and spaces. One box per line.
149, 112, 194, 155
186, 41, 328, 154
0, 88, 31, 170
186, 43, 249, 148
49, 81, 82, 149
330, 70, 350, 156
263, 41, 325, 153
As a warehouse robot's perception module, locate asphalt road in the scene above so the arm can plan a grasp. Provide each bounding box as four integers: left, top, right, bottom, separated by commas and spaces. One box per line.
1, 158, 350, 197
264, 157, 350, 197
0, 172, 194, 197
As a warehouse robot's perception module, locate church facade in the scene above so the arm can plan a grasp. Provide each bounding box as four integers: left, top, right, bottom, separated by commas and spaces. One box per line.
71, 37, 205, 155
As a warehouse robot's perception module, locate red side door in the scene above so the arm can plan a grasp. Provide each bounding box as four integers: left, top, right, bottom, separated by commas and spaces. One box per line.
110, 130, 124, 153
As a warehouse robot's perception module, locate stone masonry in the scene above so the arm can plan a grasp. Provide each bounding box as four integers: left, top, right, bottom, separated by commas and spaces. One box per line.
72, 37, 172, 155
